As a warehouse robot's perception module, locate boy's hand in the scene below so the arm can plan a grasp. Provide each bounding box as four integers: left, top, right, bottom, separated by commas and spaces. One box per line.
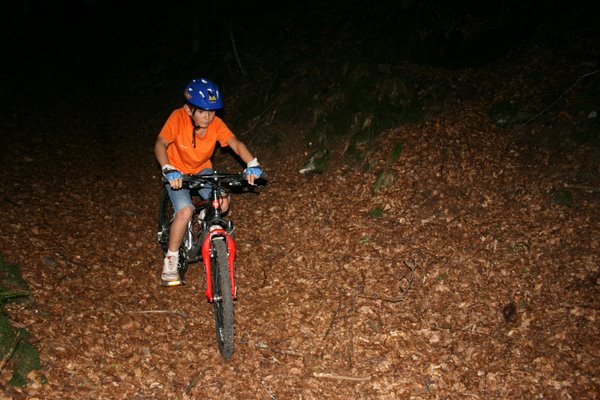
244, 158, 263, 185
162, 164, 183, 188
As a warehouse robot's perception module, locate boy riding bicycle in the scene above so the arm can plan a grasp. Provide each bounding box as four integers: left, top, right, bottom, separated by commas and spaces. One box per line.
154, 77, 262, 286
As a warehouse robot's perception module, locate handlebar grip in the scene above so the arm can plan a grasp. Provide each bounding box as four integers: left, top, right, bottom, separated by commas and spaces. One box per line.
243, 171, 267, 181
161, 174, 192, 183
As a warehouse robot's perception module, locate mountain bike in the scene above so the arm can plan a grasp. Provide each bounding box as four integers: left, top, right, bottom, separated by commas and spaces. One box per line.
157, 172, 260, 359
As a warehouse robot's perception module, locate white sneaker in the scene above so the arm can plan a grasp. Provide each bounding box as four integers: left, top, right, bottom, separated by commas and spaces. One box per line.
161, 255, 181, 286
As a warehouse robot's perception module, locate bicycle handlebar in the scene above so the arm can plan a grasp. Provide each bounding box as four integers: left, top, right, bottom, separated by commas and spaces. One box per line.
162, 171, 267, 190
183, 172, 246, 189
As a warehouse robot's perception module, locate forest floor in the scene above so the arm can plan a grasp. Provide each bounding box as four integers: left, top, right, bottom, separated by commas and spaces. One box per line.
1, 9, 599, 399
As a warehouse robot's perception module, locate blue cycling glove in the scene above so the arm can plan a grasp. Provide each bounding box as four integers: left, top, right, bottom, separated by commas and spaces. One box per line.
161, 164, 183, 181
244, 158, 263, 178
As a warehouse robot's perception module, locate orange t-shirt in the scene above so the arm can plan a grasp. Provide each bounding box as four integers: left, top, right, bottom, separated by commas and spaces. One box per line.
159, 107, 235, 174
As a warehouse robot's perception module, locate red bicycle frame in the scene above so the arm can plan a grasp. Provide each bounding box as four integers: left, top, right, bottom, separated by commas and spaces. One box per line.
201, 228, 237, 301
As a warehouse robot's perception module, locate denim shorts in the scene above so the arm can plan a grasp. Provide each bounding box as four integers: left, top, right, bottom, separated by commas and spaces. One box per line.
166, 168, 213, 213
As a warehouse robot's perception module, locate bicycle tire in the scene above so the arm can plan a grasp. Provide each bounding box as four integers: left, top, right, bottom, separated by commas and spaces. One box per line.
212, 238, 235, 359
157, 186, 173, 253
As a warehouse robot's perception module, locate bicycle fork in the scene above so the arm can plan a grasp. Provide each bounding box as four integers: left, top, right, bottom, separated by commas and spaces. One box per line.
201, 228, 237, 302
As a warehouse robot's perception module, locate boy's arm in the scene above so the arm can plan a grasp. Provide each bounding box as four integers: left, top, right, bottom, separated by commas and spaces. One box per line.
155, 136, 183, 188
227, 137, 255, 165
227, 137, 262, 183
154, 136, 171, 167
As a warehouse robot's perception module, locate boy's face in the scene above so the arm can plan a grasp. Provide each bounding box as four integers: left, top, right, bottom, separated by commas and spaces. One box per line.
185, 104, 216, 129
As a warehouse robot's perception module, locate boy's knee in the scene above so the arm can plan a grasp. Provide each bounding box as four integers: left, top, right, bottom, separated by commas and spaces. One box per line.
175, 205, 194, 220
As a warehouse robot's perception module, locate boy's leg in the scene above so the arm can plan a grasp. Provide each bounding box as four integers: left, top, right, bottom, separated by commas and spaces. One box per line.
162, 185, 194, 286
168, 205, 193, 252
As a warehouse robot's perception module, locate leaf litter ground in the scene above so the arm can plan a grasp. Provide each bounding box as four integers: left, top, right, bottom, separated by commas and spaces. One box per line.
0, 43, 599, 400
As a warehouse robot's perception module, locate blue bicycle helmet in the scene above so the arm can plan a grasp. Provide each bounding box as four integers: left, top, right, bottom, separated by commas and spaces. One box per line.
183, 78, 223, 110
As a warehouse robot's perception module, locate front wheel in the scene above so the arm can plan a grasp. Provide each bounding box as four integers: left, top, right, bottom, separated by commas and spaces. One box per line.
212, 238, 234, 359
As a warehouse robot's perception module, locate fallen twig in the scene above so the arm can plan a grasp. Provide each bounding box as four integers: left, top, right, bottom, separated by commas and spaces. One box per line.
271, 348, 305, 358
563, 183, 600, 192
358, 258, 419, 303
322, 290, 343, 340
2, 197, 19, 207
357, 293, 410, 304
128, 309, 188, 318
0, 288, 29, 302
259, 267, 268, 288
254, 342, 305, 358
518, 69, 600, 129
0, 331, 21, 374
312, 372, 371, 382
348, 291, 356, 369
260, 243, 305, 268
260, 380, 278, 400
183, 372, 202, 395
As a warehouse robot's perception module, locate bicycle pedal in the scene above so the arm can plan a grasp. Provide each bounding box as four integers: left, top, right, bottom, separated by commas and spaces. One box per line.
161, 279, 183, 287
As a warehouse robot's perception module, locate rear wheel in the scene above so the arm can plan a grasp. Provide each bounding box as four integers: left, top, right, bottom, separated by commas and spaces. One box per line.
212, 238, 234, 359
157, 186, 173, 253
